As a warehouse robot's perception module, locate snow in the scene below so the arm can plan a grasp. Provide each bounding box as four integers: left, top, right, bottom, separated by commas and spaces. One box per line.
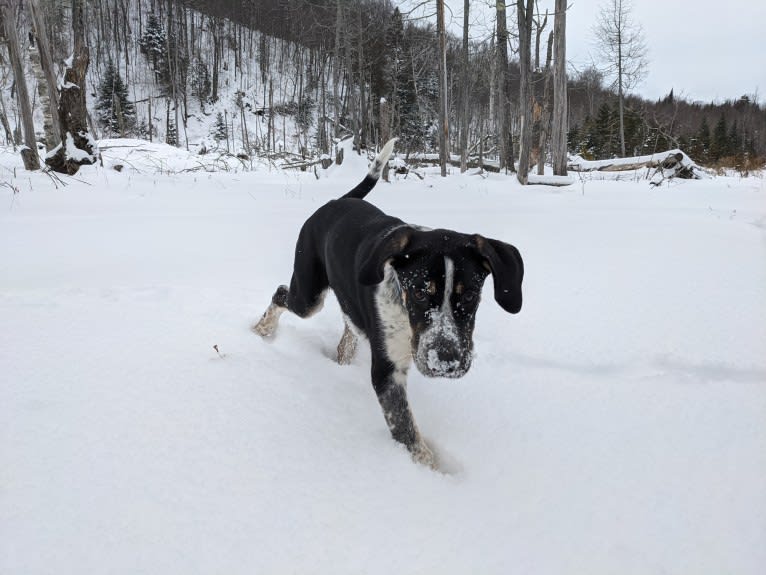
1, 143, 765, 574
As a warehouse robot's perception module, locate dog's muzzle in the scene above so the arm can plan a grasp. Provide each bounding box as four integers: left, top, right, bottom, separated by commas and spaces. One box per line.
413, 311, 472, 378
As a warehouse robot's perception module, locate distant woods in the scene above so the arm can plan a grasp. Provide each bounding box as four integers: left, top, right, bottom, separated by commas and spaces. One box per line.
0, 0, 763, 174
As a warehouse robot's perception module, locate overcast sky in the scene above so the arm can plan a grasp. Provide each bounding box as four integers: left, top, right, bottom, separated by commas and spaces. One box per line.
401, 0, 766, 103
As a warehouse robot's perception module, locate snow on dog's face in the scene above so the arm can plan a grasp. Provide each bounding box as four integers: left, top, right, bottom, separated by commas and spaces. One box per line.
360, 229, 524, 378
395, 253, 486, 377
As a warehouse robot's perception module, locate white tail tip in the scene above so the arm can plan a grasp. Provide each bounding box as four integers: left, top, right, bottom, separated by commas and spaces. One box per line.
368, 137, 398, 179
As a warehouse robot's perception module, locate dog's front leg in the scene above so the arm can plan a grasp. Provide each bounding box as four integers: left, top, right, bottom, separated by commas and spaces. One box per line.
371, 356, 435, 468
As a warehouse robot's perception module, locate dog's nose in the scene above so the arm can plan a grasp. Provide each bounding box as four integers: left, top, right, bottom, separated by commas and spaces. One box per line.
431, 346, 464, 376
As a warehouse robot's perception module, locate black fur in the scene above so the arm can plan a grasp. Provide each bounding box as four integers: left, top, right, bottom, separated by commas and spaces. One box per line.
254, 140, 524, 467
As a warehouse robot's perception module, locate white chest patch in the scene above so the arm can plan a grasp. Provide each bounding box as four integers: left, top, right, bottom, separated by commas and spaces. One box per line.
374, 263, 412, 371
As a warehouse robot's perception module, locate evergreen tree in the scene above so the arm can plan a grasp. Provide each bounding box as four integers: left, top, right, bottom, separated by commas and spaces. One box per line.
139, 14, 168, 82
212, 112, 227, 142
96, 61, 135, 136
166, 119, 177, 146
728, 121, 741, 159
693, 117, 711, 163
710, 114, 728, 161
191, 57, 211, 108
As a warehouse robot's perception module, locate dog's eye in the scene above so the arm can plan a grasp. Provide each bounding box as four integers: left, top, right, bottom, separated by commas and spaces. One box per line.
462, 290, 477, 303
413, 289, 427, 302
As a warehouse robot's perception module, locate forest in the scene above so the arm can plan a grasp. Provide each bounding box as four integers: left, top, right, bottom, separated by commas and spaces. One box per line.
1, 0, 764, 175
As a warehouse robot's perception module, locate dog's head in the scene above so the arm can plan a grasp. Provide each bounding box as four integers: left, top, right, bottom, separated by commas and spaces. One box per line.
359, 227, 524, 378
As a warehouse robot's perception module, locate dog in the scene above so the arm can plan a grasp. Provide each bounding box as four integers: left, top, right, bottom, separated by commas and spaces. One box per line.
254, 139, 524, 467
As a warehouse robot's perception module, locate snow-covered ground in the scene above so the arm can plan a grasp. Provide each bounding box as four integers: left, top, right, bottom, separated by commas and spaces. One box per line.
2, 143, 765, 574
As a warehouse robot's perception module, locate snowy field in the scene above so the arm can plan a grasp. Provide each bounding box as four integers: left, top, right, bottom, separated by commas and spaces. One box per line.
2, 144, 765, 574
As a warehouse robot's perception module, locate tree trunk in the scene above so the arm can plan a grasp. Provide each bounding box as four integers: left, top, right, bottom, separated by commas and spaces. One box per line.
459, 0, 470, 173
536, 32, 553, 176
436, 0, 448, 177
1, 0, 41, 170
380, 97, 391, 181
495, 1, 510, 172
46, 0, 97, 175
28, 0, 61, 150
356, 6, 368, 148
617, 26, 625, 157
0, 87, 14, 146
516, 0, 534, 184
551, 0, 568, 175
332, 0, 343, 139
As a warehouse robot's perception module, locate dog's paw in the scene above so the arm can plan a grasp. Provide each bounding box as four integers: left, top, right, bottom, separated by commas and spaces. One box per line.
252, 302, 284, 337
252, 319, 274, 337
411, 440, 437, 470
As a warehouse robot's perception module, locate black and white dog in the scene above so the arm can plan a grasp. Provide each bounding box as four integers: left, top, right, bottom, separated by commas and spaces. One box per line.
254, 139, 524, 467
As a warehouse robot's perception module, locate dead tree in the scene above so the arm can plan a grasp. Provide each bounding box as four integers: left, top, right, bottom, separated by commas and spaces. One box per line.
459, 0, 470, 173
495, 1, 511, 172
536, 31, 553, 175
436, 0, 448, 177
1, 0, 41, 170
516, 0, 534, 184
27, 0, 61, 150
551, 0, 568, 175
46, 0, 97, 175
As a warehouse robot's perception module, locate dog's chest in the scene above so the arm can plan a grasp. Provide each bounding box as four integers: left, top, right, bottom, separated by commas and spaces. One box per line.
374, 263, 412, 368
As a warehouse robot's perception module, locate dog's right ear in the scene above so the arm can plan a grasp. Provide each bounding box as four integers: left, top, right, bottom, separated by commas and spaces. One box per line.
358, 227, 412, 285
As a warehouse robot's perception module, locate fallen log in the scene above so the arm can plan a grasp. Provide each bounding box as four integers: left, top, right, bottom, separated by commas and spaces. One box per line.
568, 149, 704, 180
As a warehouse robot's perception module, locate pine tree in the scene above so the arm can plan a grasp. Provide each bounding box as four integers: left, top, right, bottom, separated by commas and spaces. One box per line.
728, 121, 741, 159
96, 61, 135, 136
694, 117, 711, 163
166, 119, 177, 146
212, 112, 227, 142
191, 57, 211, 108
710, 114, 728, 161
139, 14, 168, 83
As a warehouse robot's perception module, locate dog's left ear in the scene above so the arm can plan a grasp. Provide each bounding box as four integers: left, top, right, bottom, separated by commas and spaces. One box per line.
472, 235, 524, 314
358, 227, 412, 285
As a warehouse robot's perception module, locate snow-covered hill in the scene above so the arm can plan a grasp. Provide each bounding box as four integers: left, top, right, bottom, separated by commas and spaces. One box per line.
1, 145, 765, 574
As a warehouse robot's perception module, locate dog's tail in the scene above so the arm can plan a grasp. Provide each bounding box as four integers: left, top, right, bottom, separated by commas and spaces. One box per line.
342, 138, 397, 200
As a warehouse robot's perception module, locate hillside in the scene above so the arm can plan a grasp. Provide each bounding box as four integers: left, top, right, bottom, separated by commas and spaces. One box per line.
1, 0, 764, 174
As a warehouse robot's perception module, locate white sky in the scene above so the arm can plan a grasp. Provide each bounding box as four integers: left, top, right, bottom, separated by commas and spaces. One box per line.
399, 0, 766, 103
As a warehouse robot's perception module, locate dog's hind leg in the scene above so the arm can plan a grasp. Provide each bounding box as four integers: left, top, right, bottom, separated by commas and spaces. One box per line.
253, 257, 329, 337
253, 285, 289, 337
336, 320, 359, 365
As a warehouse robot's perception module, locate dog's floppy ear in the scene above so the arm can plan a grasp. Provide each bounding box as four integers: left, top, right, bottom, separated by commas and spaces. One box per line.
358, 227, 412, 285
472, 235, 524, 314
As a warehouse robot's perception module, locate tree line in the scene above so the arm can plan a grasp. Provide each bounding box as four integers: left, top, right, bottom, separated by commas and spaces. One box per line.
0, 0, 763, 176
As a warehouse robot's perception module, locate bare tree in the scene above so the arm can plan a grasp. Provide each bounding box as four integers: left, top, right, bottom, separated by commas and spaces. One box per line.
495, 1, 511, 172
551, 0, 568, 175
459, 0, 469, 173
516, 0, 534, 184
536, 30, 553, 176
28, 0, 61, 150
1, 0, 41, 170
436, 0, 448, 177
593, 0, 648, 157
